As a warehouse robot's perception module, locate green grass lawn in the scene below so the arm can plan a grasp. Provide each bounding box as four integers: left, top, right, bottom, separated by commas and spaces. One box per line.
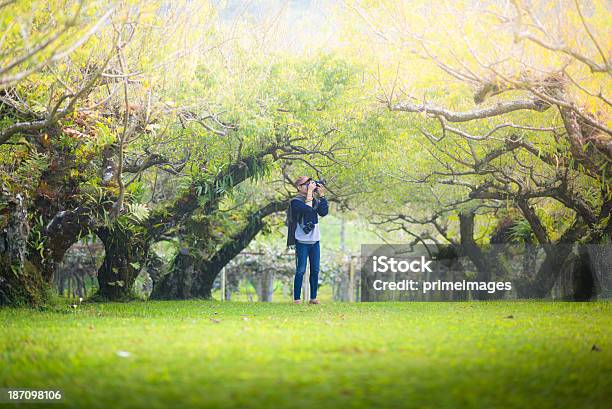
0, 301, 610, 409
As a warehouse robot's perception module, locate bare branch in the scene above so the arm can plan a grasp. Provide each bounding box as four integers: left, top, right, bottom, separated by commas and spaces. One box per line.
390, 98, 550, 122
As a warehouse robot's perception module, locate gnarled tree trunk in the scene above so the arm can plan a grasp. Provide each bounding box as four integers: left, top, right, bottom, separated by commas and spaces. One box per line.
151, 200, 287, 300
95, 225, 148, 300
458, 210, 511, 300
0, 193, 48, 306
149, 249, 197, 299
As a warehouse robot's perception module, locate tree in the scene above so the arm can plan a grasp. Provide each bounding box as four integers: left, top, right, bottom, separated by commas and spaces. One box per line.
338, 0, 610, 298
1, 1, 367, 305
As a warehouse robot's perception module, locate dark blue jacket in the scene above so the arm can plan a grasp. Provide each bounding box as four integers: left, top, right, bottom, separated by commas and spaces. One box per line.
286, 196, 328, 247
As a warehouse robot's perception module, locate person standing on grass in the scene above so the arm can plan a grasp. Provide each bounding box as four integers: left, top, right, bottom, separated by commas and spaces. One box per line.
286, 176, 329, 304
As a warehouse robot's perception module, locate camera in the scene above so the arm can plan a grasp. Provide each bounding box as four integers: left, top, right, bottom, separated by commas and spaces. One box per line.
302, 221, 315, 234
312, 178, 326, 191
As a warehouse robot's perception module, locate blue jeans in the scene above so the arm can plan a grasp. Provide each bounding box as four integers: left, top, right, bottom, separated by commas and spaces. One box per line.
294, 241, 320, 300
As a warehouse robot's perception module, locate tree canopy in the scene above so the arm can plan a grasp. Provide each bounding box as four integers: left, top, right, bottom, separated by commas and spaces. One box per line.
0, 0, 609, 305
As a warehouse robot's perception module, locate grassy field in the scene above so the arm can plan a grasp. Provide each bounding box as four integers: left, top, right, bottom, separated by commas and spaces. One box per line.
0, 301, 610, 409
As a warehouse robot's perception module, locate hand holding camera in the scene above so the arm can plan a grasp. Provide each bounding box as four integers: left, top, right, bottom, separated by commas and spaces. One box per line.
315, 184, 325, 197
310, 179, 326, 196
300, 177, 327, 202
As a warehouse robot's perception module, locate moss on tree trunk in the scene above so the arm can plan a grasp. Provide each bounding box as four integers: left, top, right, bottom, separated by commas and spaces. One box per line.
94, 225, 148, 301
